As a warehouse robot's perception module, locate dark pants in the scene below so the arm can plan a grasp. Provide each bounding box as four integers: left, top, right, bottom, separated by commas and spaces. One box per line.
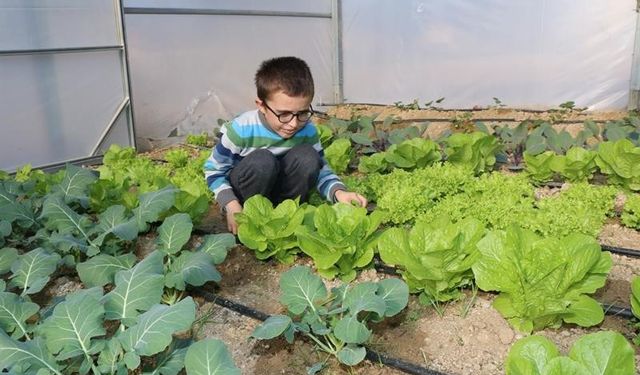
229, 144, 321, 204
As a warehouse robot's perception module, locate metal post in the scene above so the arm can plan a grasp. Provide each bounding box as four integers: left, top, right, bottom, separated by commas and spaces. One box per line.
332, 0, 344, 104
117, 0, 138, 150
628, 1, 640, 110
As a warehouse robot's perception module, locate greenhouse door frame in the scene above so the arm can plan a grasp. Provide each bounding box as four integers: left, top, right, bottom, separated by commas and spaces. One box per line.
0, 0, 136, 173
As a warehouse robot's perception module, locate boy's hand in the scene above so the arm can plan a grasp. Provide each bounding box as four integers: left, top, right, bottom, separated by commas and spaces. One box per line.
334, 190, 368, 208
225, 200, 243, 235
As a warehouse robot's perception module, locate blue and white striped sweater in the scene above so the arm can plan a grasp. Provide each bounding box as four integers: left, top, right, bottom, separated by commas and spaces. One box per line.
204, 109, 345, 207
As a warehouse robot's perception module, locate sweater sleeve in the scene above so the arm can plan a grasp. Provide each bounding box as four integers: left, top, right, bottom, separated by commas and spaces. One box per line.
204, 126, 241, 207
315, 146, 346, 203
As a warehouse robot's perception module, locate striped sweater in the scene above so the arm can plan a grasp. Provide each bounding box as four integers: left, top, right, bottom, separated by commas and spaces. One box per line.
204, 109, 345, 207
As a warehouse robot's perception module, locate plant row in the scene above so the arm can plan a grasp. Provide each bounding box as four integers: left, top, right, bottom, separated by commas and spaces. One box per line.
0, 165, 240, 374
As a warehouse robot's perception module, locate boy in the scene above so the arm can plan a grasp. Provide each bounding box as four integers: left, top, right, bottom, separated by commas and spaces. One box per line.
204, 56, 366, 234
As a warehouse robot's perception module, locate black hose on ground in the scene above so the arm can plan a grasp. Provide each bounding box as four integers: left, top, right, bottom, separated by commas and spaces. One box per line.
602, 303, 635, 320
601, 244, 640, 258
190, 288, 448, 375
365, 349, 448, 375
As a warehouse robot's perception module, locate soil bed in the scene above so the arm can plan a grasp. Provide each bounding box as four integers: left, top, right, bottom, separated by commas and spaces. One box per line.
189, 206, 640, 375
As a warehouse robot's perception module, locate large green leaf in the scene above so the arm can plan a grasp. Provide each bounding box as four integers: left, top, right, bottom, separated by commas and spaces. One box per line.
0, 185, 37, 228
505, 335, 559, 375
252, 315, 292, 340
377, 278, 409, 317
102, 251, 164, 325
10, 248, 61, 295
52, 165, 97, 206
196, 234, 235, 264
143, 343, 188, 375
119, 297, 195, 365
0, 247, 18, 275
0, 331, 62, 374
0, 291, 39, 339
568, 331, 635, 375
165, 251, 221, 290
156, 213, 193, 255
343, 283, 386, 316
92, 205, 139, 245
97, 339, 126, 375
333, 315, 370, 344
279, 266, 327, 315
40, 288, 105, 363
336, 345, 366, 366
631, 276, 640, 318
133, 186, 177, 232
184, 338, 240, 375
473, 227, 610, 333
77, 253, 137, 288
543, 357, 590, 375
40, 195, 94, 244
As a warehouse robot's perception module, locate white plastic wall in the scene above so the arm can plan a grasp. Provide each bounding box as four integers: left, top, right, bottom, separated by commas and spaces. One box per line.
342, 0, 636, 110
0, 0, 133, 172
123, 1, 334, 147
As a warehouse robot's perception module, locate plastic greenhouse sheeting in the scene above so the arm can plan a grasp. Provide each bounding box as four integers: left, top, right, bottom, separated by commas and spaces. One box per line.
123, 0, 637, 147
0, 0, 133, 173
124, 3, 333, 147
341, 0, 636, 110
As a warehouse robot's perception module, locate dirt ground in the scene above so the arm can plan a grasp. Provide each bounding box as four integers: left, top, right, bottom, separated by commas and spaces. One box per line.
188, 204, 640, 375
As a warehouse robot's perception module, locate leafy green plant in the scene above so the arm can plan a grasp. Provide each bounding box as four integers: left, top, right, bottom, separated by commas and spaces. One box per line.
296, 203, 382, 281
184, 338, 240, 374
251, 266, 408, 370
185, 131, 209, 147
93, 145, 211, 222
631, 276, 640, 345
622, 193, 640, 229
472, 226, 612, 333
357, 152, 390, 174
373, 163, 474, 225
550, 146, 597, 182
393, 99, 421, 110
505, 331, 635, 375
444, 132, 501, 174
417, 172, 535, 230
527, 183, 617, 238
595, 139, 640, 191
385, 137, 441, 170
164, 148, 190, 168
324, 138, 352, 174
236, 195, 306, 264
524, 151, 556, 184
378, 216, 485, 303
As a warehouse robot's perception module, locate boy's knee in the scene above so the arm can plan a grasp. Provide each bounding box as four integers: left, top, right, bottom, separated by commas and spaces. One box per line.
238, 149, 279, 180
287, 144, 321, 171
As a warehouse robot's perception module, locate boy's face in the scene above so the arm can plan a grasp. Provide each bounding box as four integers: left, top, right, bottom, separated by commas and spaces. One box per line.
256, 90, 313, 139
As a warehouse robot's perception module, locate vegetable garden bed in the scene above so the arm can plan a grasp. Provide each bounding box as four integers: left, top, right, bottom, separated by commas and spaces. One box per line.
3, 106, 640, 374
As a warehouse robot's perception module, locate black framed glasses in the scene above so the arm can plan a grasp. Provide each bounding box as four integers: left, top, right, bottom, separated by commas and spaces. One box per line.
263, 102, 314, 123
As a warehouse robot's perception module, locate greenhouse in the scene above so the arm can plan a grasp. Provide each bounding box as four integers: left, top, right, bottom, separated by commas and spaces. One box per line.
1, 1, 640, 374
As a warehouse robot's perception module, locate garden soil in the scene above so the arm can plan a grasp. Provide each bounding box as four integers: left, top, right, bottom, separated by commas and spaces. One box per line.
181, 206, 640, 375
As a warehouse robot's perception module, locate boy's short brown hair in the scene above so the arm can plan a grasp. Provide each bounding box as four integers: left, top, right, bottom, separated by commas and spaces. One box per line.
255, 56, 314, 101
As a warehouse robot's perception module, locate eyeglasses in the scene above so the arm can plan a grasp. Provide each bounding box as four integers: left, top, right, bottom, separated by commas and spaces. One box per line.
263, 101, 314, 123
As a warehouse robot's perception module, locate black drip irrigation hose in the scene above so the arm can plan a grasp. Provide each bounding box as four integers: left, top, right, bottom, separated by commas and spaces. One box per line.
602, 304, 635, 320
373, 260, 637, 321
191, 289, 447, 375
601, 244, 640, 258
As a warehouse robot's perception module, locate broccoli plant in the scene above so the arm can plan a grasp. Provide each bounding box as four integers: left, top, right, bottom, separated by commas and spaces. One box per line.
252, 266, 408, 371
